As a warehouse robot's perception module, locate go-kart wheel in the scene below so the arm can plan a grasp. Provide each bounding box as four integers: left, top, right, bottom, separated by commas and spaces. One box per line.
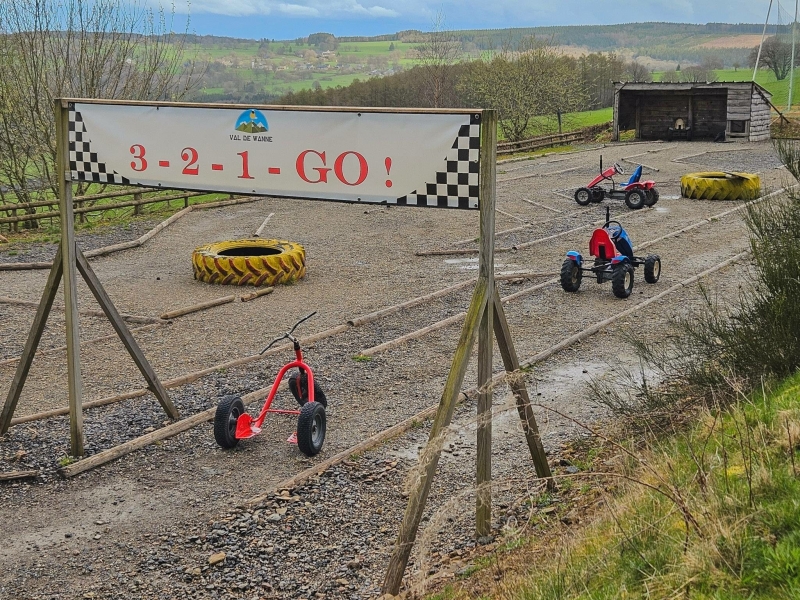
590, 188, 604, 203
297, 401, 326, 457
214, 395, 244, 449
574, 187, 592, 206
560, 258, 582, 293
611, 264, 634, 298
644, 255, 661, 284
624, 189, 646, 210
645, 188, 659, 207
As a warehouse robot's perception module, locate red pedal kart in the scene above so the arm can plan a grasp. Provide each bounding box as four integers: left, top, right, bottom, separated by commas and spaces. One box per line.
213, 312, 328, 456
574, 162, 659, 210
560, 208, 661, 298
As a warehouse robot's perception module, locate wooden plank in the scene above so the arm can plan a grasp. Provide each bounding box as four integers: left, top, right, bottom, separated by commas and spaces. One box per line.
56, 102, 85, 458
60, 97, 477, 115
75, 248, 179, 420
491, 289, 553, 486
475, 110, 497, 538
0, 247, 63, 434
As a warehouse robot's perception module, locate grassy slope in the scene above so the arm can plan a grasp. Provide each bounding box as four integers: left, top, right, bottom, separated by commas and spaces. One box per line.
478, 372, 800, 600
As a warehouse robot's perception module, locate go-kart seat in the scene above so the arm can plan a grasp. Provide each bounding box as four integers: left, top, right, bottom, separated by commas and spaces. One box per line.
589, 228, 619, 260
624, 165, 642, 187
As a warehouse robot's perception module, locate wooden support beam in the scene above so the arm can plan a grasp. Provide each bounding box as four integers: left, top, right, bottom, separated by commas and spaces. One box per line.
382, 109, 499, 595
491, 289, 553, 487
75, 249, 179, 420
381, 278, 488, 595
476, 110, 497, 539
56, 103, 84, 458
0, 247, 63, 434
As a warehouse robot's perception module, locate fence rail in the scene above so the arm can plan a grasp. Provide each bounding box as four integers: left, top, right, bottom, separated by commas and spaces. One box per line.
497, 122, 611, 155
0, 187, 234, 231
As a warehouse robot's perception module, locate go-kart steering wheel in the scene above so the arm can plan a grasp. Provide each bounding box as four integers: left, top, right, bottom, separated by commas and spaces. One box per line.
613, 163, 625, 175
604, 220, 623, 239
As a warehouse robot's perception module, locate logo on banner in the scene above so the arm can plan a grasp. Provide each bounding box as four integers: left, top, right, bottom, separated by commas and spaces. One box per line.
235, 109, 269, 133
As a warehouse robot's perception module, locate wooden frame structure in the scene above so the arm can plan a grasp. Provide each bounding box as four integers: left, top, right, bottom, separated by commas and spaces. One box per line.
0, 101, 179, 456
0, 101, 551, 591
381, 110, 552, 594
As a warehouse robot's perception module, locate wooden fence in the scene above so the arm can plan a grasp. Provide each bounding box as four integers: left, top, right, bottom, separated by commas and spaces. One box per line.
497, 122, 611, 155
0, 187, 234, 232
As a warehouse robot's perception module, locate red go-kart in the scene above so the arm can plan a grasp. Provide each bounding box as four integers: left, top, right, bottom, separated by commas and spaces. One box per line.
574, 161, 659, 210
213, 312, 328, 456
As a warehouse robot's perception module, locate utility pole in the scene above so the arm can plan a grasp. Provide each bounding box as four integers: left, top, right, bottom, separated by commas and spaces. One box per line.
754, 0, 775, 83
789, 0, 799, 109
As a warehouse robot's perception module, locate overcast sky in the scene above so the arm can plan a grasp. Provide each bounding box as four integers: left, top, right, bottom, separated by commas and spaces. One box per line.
159, 0, 775, 39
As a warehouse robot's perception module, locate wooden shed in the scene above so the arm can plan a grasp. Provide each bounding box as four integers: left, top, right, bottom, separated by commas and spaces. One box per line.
613, 82, 772, 143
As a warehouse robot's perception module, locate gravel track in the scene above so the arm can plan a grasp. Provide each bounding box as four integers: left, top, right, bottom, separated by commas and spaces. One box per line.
0, 140, 784, 599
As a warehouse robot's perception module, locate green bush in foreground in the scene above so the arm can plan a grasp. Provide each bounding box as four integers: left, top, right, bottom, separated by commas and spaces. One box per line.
520, 373, 800, 600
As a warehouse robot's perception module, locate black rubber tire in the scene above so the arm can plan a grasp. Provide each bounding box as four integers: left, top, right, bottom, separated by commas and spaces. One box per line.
590, 188, 605, 203
297, 401, 326, 457
624, 189, 646, 210
574, 187, 592, 206
288, 372, 328, 408
214, 395, 244, 449
611, 264, 634, 298
645, 188, 659, 207
560, 258, 582, 292
644, 255, 661, 284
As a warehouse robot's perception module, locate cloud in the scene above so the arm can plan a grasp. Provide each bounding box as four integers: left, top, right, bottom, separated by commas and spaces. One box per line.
171, 0, 398, 18
145, 0, 771, 29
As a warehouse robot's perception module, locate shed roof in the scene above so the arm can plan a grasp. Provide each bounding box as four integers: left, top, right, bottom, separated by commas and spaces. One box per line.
613, 81, 772, 98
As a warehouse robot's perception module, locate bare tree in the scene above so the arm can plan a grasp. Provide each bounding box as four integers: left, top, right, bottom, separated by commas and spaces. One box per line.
624, 61, 652, 83
749, 37, 796, 80
460, 38, 587, 141
0, 0, 202, 223
417, 12, 461, 107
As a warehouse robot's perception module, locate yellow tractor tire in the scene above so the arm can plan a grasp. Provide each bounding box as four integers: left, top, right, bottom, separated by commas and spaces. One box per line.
680, 172, 761, 201
192, 239, 306, 286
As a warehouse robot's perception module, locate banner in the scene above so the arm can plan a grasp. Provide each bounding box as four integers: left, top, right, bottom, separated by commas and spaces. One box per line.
68, 101, 481, 209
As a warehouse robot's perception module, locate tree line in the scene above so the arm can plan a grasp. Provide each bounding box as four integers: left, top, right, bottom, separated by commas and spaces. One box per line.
278, 40, 638, 140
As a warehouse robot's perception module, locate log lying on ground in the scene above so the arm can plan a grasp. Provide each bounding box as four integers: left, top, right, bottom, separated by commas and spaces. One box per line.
160, 295, 236, 320
0, 296, 164, 324
0, 470, 39, 481
58, 384, 276, 478
241, 287, 274, 302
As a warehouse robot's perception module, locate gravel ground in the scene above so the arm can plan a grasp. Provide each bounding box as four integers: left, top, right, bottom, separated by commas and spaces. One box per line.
0, 140, 785, 599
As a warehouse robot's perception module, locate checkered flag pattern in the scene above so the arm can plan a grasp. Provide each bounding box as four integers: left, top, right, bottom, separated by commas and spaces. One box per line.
68, 109, 129, 185
396, 115, 481, 209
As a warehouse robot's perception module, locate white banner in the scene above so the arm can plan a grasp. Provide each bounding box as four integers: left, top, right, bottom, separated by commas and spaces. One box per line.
68, 102, 481, 209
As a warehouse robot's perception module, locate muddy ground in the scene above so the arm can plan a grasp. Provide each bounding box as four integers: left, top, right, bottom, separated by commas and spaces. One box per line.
0, 140, 787, 599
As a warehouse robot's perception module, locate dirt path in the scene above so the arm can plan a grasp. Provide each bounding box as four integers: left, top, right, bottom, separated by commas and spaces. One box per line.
0, 140, 785, 599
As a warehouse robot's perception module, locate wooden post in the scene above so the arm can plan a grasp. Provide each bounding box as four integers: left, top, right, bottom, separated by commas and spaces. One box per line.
0, 247, 63, 434
382, 109, 497, 595
56, 101, 84, 457
476, 109, 497, 538
133, 192, 142, 215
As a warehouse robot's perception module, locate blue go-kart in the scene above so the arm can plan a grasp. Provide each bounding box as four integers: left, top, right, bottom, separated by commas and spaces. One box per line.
560, 208, 661, 299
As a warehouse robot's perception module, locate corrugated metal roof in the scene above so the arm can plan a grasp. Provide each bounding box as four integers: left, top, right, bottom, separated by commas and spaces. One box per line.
613, 81, 772, 98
